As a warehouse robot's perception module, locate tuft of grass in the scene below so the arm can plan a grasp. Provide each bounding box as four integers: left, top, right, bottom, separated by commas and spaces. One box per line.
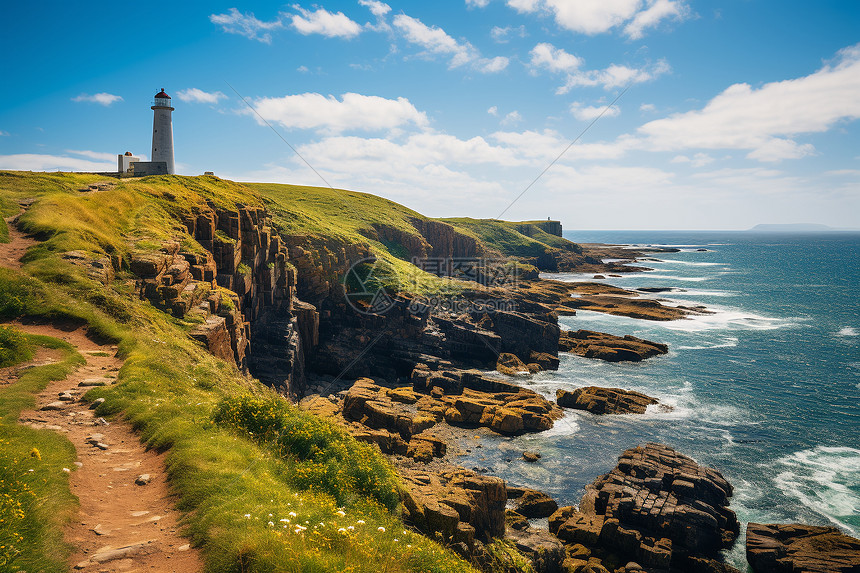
0, 325, 33, 367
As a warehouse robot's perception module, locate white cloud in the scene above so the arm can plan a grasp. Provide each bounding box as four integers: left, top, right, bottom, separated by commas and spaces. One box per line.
247, 92, 429, 134
490, 25, 527, 43
570, 102, 621, 121
290, 6, 362, 38
176, 88, 226, 104
624, 0, 688, 39
297, 65, 309, 73
0, 153, 115, 172
65, 150, 117, 162
487, 106, 499, 116
0, 130, 9, 136
71, 93, 123, 106
671, 153, 715, 167
639, 103, 656, 112
529, 43, 583, 73
358, 0, 391, 17
559, 59, 670, 92
637, 44, 860, 161
502, 111, 523, 125
210, 8, 283, 43
391, 14, 508, 73
466, 0, 490, 7
506, 0, 688, 37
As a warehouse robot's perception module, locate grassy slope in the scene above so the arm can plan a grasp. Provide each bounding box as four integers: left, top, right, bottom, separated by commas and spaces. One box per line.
0, 172, 476, 573
439, 217, 580, 260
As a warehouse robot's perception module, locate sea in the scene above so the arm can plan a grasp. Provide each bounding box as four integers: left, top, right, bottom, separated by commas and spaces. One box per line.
459, 231, 860, 567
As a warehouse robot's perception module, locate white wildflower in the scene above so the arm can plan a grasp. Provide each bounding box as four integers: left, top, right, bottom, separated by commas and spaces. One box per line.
377, 526, 386, 533
336, 510, 346, 517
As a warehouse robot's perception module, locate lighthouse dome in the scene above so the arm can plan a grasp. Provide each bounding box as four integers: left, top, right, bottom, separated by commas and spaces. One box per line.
154, 89, 170, 99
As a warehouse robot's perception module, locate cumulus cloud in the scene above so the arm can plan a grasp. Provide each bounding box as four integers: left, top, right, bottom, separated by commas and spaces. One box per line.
466, 0, 491, 7
176, 88, 227, 104
637, 43, 860, 161
359, 0, 391, 17
502, 111, 523, 126
487, 106, 499, 116
671, 153, 715, 167
210, 8, 283, 43
570, 102, 621, 121
639, 103, 656, 112
506, 0, 688, 38
71, 93, 123, 106
559, 59, 670, 92
528, 42, 668, 91
529, 43, 583, 73
289, 5, 362, 38
624, 0, 688, 39
392, 14, 508, 73
246, 92, 429, 134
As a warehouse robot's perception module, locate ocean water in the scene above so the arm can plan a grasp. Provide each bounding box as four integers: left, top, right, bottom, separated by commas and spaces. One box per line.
458, 231, 860, 566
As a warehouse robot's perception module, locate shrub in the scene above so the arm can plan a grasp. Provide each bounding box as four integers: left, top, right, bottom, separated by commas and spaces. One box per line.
213, 394, 401, 511
0, 326, 33, 367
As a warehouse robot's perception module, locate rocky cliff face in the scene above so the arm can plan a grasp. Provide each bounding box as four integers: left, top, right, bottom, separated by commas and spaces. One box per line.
131, 202, 319, 397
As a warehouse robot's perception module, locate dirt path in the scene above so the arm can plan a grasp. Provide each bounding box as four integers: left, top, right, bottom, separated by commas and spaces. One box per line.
0, 213, 37, 269
2, 215, 202, 571
12, 322, 204, 572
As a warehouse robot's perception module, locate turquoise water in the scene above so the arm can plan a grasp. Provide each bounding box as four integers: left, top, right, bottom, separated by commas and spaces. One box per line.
459, 231, 860, 565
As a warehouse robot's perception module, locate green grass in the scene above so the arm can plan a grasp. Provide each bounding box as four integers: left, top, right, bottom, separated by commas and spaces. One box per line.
439, 218, 581, 260
0, 329, 85, 572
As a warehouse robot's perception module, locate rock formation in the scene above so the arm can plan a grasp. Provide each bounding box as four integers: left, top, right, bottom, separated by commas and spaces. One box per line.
549, 443, 740, 571
746, 523, 860, 573
556, 387, 662, 415
559, 330, 668, 362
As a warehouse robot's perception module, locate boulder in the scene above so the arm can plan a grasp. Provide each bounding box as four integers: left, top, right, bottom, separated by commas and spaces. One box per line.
746, 522, 860, 573
556, 387, 659, 415
559, 330, 668, 362
515, 489, 559, 518
497, 353, 530, 376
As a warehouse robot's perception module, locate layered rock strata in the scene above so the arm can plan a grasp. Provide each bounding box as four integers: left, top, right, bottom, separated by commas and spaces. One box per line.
550, 443, 740, 571
556, 387, 662, 415
746, 523, 860, 573
559, 330, 668, 362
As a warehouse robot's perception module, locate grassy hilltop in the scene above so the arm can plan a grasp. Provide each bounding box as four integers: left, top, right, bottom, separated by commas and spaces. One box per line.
0, 171, 581, 572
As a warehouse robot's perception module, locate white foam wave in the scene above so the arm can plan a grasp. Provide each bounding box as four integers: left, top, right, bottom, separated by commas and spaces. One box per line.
677, 337, 739, 350
663, 289, 738, 297
626, 273, 710, 282
658, 260, 725, 267
773, 446, 860, 535
664, 307, 796, 333
837, 327, 859, 337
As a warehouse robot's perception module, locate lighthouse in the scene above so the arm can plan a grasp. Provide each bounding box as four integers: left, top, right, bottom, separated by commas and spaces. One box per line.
151, 88, 175, 175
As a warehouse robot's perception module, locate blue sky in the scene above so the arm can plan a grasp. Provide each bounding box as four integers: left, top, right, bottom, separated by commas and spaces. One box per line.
1, 1, 858, 229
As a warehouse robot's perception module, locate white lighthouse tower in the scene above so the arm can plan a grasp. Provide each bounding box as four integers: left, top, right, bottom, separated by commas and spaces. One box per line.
151, 88, 175, 175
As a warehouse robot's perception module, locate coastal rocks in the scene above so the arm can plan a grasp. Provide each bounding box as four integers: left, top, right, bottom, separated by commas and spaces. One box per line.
746, 523, 860, 573
411, 365, 563, 435
559, 330, 668, 362
556, 387, 660, 415
496, 353, 531, 376
401, 466, 506, 542
505, 526, 566, 573
512, 489, 559, 518
550, 443, 740, 571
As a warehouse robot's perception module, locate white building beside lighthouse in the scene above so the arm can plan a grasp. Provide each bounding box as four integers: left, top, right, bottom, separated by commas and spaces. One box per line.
150, 88, 175, 174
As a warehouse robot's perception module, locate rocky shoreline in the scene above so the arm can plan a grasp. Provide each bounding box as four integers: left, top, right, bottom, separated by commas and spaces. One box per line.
124, 206, 859, 573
